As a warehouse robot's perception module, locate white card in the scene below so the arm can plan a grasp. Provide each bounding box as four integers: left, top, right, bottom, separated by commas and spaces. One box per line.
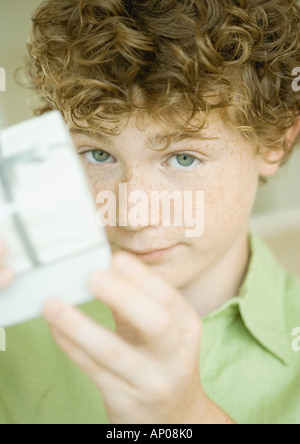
0, 112, 112, 327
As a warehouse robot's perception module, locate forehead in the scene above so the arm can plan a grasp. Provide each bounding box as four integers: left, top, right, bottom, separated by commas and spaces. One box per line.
68, 113, 223, 150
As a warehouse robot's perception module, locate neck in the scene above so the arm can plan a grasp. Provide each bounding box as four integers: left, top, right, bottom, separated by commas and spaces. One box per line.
180, 228, 251, 318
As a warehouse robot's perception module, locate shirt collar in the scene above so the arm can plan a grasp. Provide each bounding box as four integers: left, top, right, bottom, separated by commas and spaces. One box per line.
203, 232, 291, 365
237, 232, 291, 365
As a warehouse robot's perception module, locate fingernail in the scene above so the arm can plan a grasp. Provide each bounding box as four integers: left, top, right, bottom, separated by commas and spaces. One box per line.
112, 252, 134, 271
43, 298, 67, 322
89, 271, 111, 290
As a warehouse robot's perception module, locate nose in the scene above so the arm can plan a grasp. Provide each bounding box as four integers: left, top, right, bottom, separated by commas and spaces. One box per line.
117, 168, 157, 231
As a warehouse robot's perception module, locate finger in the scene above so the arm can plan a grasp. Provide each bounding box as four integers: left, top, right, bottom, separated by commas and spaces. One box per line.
111, 253, 202, 349
0, 266, 14, 290
88, 268, 180, 351
43, 298, 149, 388
112, 252, 178, 305
110, 252, 198, 334
51, 327, 138, 401
50, 326, 101, 378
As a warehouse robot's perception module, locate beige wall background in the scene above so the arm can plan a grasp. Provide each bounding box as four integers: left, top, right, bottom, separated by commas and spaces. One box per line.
0, 0, 41, 127
0, 0, 299, 273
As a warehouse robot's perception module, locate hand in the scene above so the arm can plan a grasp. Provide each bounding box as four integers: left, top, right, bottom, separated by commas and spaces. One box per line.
0, 239, 14, 290
43, 252, 228, 424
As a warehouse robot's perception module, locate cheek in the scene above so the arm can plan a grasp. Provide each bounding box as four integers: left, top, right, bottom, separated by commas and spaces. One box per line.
84, 170, 121, 208
84, 168, 109, 193
195, 154, 259, 248
156, 156, 260, 287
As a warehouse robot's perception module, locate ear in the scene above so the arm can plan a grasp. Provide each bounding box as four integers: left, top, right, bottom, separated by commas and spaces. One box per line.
259, 116, 300, 178
285, 115, 300, 146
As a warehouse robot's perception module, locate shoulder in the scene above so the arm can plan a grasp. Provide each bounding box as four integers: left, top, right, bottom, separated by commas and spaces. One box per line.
247, 232, 300, 349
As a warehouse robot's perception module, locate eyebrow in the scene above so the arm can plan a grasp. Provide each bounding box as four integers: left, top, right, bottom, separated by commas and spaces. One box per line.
146, 132, 217, 150
69, 128, 113, 147
69, 128, 218, 151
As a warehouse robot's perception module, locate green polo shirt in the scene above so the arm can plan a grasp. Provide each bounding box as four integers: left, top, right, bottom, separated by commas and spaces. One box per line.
0, 232, 299, 424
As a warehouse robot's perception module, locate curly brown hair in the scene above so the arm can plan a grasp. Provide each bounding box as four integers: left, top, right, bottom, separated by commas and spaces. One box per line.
25, 0, 300, 167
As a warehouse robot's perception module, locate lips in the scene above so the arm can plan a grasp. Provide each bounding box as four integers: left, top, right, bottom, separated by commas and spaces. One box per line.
120, 246, 176, 255
125, 245, 179, 262
110, 242, 180, 262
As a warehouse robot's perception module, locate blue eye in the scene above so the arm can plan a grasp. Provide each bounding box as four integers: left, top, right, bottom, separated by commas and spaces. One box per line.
176, 154, 195, 167
167, 153, 201, 170
82, 150, 114, 164
80, 149, 203, 171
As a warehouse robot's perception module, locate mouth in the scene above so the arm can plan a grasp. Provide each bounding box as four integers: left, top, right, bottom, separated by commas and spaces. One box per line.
114, 244, 180, 262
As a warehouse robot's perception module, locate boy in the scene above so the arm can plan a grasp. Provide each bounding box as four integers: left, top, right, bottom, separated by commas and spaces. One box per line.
0, 0, 300, 424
